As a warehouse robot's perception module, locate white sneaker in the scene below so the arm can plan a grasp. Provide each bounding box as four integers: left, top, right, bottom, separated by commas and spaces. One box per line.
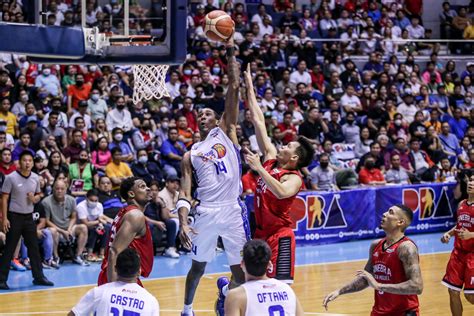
73, 255, 90, 266
164, 247, 180, 258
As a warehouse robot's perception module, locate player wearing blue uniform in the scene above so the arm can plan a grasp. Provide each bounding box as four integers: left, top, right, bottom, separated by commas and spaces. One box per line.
178, 35, 249, 316
225, 239, 304, 316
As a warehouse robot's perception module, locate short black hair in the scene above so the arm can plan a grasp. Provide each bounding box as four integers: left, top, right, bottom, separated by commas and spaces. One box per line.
394, 203, 413, 227
19, 150, 34, 161
86, 188, 99, 198
111, 147, 122, 156
370, 141, 380, 149
120, 176, 140, 200
295, 136, 315, 169
243, 239, 272, 277
115, 248, 140, 278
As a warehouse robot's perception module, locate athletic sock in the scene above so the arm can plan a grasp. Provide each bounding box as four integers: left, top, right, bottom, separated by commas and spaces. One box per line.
222, 284, 229, 297
183, 304, 193, 313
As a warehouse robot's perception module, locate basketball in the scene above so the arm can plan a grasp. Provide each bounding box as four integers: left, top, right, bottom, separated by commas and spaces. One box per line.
204, 10, 235, 42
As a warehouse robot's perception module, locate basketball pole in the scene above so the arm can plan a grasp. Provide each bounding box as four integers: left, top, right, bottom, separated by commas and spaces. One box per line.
124, 0, 130, 37
81, 0, 86, 29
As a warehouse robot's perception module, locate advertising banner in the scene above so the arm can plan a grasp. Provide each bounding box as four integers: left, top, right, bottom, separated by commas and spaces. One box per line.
245, 183, 457, 245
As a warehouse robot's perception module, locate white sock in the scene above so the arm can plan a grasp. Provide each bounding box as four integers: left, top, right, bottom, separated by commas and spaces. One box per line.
183, 304, 193, 313
222, 284, 229, 297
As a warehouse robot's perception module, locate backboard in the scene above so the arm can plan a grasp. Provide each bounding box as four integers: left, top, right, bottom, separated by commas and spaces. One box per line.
1, 0, 187, 65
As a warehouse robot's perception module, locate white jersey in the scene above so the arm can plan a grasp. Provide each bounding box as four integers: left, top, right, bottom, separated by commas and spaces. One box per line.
242, 279, 297, 316
71, 281, 159, 316
190, 126, 242, 204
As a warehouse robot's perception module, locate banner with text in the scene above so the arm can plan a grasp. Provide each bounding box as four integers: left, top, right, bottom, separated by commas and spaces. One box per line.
245, 183, 457, 245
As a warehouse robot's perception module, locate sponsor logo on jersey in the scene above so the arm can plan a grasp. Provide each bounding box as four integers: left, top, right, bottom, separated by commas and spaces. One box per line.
212, 143, 227, 158
373, 263, 392, 281
196, 143, 227, 162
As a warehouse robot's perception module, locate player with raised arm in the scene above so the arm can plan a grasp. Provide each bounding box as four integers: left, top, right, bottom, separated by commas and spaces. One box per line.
242, 65, 315, 284
98, 177, 153, 285
178, 35, 250, 316
323, 204, 423, 316
70, 248, 159, 316
441, 175, 474, 316
224, 239, 304, 316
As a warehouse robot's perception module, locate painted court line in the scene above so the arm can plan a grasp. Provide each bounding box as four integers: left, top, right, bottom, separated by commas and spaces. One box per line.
0, 310, 351, 315
0, 250, 451, 296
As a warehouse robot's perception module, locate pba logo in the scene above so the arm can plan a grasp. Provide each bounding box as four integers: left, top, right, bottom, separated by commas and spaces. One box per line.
212, 143, 226, 158
402, 187, 453, 220
285, 195, 347, 230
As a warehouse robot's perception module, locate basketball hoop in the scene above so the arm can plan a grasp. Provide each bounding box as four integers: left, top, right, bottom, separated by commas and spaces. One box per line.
132, 64, 170, 105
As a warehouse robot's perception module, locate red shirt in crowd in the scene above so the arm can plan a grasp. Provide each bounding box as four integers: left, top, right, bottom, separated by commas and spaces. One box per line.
277, 122, 297, 145
359, 167, 385, 184
0, 163, 16, 175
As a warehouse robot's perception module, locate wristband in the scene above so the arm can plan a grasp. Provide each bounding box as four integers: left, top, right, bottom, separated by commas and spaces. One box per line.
226, 46, 235, 56
176, 199, 191, 213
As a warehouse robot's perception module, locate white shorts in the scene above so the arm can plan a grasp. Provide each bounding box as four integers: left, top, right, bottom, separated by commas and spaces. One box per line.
190, 200, 250, 265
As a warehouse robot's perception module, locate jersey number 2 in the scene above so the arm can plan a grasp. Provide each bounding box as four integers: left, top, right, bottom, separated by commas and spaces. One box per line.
214, 161, 228, 175
268, 305, 284, 316
110, 307, 140, 316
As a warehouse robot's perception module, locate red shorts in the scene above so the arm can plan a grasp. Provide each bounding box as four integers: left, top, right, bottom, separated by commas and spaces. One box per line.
371, 308, 419, 316
98, 269, 144, 287
442, 248, 474, 293
256, 227, 295, 284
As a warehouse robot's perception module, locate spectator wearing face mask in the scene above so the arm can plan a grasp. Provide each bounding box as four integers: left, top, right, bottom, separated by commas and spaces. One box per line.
67, 73, 91, 116
342, 112, 360, 144
108, 127, 134, 163
105, 96, 133, 132
131, 149, 164, 186
87, 89, 108, 121
131, 118, 156, 152
35, 66, 62, 98
76, 189, 112, 262
359, 157, 386, 185
69, 149, 99, 198
311, 153, 337, 191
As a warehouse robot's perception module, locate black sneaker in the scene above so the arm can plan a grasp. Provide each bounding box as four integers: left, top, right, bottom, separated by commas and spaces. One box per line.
0, 281, 9, 290
33, 277, 54, 286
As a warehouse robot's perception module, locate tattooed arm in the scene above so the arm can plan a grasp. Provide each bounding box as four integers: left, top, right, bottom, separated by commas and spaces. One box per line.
322, 239, 379, 310
358, 240, 423, 295
378, 241, 423, 295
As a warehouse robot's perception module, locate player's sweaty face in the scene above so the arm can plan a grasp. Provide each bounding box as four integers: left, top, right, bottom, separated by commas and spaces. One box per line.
278, 141, 298, 163
198, 109, 218, 132
133, 180, 151, 206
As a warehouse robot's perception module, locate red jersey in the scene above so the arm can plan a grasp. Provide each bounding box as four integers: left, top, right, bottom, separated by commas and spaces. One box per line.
254, 159, 302, 239
98, 205, 153, 285
371, 237, 419, 316
454, 200, 474, 253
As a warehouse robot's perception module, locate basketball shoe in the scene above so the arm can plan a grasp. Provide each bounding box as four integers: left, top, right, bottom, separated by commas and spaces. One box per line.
215, 276, 229, 316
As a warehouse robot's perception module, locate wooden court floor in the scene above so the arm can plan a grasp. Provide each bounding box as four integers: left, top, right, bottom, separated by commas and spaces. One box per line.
0, 252, 472, 315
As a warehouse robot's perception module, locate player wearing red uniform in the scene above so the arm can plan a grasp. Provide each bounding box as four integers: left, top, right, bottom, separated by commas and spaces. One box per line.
323, 204, 423, 315
98, 177, 153, 285
243, 66, 314, 284
441, 176, 474, 316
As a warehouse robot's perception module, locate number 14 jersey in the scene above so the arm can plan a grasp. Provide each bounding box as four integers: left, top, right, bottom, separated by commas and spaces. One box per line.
191, 127, 242, 204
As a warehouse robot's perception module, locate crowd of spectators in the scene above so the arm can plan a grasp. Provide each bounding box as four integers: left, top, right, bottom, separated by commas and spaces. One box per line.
0, 0, 473, 272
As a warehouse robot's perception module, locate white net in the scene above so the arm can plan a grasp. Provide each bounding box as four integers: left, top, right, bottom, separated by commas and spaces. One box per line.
132, 64, 170, 104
